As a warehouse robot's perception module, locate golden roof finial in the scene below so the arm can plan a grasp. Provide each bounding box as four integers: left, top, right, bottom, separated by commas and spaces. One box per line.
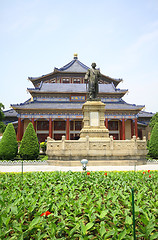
74, 53, 78, 59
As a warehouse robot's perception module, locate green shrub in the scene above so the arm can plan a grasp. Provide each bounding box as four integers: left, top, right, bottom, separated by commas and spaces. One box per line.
19, 122, 39, 160
148, 122, 158, 159
0, 122, 6, 133
149, 112, 158, 132
0, 123, 18, 160
40, 142, 47, 153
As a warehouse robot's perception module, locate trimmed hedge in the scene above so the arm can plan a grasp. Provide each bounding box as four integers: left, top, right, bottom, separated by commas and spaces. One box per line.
0, 123, 18, 160
19, 122, 39, 160
148, 122, 158, 159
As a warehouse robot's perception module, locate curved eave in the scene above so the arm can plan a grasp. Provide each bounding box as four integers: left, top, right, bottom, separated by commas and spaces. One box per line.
28, 71, 56, 82
101, 73, 122, 86
11, 103, 145, 112
27, 90, 128, 98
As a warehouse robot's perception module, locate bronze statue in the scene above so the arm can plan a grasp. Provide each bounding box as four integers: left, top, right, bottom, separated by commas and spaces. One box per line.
84, 63, 100, 100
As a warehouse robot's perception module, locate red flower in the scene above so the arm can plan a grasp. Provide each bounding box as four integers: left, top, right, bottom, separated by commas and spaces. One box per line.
87, 172, 90, 175
143, 172, 145, 174
40, 211, 51, 216
148, 170, 150, 173
104, 172, 107, 176
149, 175, 151, 178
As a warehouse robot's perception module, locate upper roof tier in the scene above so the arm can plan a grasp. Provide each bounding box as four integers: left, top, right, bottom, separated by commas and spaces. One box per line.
27, 83, 127, 97
54, 53, 89, 72
28, 54, 122, 87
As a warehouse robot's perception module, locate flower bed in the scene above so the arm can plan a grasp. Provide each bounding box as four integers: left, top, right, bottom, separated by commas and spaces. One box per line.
0, 171, 157, 239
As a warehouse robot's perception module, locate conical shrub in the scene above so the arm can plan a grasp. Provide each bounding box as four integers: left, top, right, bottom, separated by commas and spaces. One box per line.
0, 123, 18, 160
19, 122, 39, 160
148, 122, 158, 159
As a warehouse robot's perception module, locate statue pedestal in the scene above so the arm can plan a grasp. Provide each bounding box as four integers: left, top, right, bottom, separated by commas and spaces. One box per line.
80, 100, 109, 139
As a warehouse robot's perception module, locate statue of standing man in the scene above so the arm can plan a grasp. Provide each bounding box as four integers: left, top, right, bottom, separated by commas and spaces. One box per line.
84, 63, 101, 100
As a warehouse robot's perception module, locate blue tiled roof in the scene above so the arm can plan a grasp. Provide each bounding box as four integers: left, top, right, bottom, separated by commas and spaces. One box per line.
11, 100, 144, 111
138, 111, 154, 118
28, 83, 128, 94
54, 56, 89, 73
28, 55, 122, 85
3, 109, 18, 117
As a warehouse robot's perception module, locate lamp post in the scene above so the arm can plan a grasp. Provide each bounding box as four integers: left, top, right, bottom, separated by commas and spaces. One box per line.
81, 159, 88, 171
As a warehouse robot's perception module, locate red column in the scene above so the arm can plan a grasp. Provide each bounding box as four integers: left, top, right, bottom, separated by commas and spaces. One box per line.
105, 118, 108, 129
131, 120, 134, 138
31, 118, 36, 131
49, 118, 52, 138
119, 120, 122, 140
122, 118, 125, 140
135, 118, 138, 138
21, 120, 24, 140
17, 117, 22, 141
66, 118, 70, 140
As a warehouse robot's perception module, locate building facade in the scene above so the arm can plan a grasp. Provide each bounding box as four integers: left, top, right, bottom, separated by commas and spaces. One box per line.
6, 54, 153, 142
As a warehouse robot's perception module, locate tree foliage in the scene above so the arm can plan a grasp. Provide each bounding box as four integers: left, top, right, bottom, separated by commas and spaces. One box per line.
149, 112, 158, 132
0, 122, 6, 133
0, 123, 18, 160
148, 122, 158, 159
0, 103, 5, 133
19, 122, 39, 160
0, 103, 5, 122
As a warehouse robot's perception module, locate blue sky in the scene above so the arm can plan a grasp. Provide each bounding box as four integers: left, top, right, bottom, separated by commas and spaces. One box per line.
0, 0, 158, 113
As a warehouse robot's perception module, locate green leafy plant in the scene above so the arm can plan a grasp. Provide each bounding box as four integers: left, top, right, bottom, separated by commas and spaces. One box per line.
148, 122, 158, 159
40, 142, 47, 154
0, 171, 157, 239
0, 123, 18, 160
19, 122, 39, 160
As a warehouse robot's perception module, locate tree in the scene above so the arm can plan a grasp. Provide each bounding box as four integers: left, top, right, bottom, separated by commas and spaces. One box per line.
0, 103, 6, 133
19, 122, 39, 160
0, 123, 18, 160
0, 122, 6, 133
149, 112, 158, 132
148, 122, 158, 159
0, 103, 5, 122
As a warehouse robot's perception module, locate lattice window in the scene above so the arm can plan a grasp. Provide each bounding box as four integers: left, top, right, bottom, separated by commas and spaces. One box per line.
108, 121, 118, 130
75, 121, 82, 130
37, 121, 49, 130
54, 121, 66, 130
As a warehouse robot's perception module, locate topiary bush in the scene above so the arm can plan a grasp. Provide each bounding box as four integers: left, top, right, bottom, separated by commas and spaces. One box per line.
0, 123, 18, 160
148, 122, 158, 159
19, 122, 39, 160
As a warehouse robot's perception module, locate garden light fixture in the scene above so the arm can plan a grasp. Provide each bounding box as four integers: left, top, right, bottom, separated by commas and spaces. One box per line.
81, 159, 88, 171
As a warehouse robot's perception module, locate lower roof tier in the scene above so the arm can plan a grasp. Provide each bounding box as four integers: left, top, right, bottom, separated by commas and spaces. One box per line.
11, 100, 144, 111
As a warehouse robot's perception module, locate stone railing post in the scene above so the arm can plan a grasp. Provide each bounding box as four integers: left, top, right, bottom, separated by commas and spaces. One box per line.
62, 135, 65, 151
110, 135, 113, 150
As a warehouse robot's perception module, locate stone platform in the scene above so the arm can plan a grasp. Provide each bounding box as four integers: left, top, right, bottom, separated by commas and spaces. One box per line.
46, 135, 147, 166
46, 101, 148, 166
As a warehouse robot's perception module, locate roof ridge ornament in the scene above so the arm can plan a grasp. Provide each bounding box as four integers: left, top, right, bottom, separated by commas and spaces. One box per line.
74, 53, 78, 59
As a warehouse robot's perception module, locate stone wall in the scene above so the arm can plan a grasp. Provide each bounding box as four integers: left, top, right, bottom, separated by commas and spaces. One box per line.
46, 135, 147, 163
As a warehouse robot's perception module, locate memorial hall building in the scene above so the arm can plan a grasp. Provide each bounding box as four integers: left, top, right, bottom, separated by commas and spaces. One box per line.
5, 54, 153, 142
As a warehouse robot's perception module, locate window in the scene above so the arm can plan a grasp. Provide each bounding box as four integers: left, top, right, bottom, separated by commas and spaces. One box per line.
73, 78, 80, 83
62, 78, 70, 83
37, 121, 49, 130
50, 78, 56, 83
108, 121, 118, 130
54, 121, 66, 131
75, 121, 82, 130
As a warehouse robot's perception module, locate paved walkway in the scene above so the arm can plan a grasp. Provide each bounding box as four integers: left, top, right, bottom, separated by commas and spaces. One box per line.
0, 163, 158, 172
